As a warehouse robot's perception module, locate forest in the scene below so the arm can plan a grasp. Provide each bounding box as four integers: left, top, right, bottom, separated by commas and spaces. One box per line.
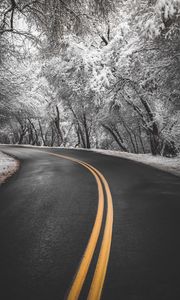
0, 0, 180, 157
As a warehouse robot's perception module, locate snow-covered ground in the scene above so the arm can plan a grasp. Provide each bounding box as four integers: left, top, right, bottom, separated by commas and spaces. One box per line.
93, 149, 180, 177
0, 151, 19, 184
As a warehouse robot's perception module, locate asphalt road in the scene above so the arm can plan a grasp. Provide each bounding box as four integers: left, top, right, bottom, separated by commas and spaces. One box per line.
0, 146, 180, 300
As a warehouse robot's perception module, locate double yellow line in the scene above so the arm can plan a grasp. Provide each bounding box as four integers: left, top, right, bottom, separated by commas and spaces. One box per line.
46, 152, 113, 300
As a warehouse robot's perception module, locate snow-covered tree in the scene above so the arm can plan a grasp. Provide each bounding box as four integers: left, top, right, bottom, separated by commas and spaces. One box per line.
0, 0, 180, 156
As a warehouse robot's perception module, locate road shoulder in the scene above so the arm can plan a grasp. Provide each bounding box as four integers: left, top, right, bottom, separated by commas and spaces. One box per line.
92, 149, 180, 177
0, 151, 19, 184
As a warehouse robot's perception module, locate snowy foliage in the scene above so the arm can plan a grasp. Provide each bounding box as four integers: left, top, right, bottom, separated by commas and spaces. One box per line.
0, 0, 180, 155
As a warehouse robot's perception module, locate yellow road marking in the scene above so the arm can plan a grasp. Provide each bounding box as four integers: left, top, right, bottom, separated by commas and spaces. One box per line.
85, 164, 113, 300
44, 151, 113, 300
66, 165, 104, 300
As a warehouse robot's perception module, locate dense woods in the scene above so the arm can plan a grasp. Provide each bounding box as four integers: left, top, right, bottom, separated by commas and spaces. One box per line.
0, 0, 180, 156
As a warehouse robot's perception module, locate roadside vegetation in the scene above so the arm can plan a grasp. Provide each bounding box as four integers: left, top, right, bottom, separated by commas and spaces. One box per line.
0, 0, 180, 157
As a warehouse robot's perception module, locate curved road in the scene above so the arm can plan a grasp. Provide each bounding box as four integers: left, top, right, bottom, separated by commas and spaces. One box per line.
0, 146, 180, 300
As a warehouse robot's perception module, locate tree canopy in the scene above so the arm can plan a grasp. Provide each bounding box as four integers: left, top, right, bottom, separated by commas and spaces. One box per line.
0, 0, 180, 156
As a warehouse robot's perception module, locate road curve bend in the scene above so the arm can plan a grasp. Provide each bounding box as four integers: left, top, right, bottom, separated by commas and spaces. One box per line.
0, 146, 180, 300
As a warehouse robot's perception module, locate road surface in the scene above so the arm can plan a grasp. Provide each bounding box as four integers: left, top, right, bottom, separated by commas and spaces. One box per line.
0, 146, 180, 300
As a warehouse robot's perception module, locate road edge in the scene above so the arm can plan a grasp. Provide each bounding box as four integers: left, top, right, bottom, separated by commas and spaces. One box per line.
90, 149, 180, 178
0, 151, 20, 185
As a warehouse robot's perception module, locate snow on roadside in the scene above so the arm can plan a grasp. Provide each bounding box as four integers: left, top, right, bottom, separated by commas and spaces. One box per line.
93, 149, 180, 177
1, 145, 180, 177
0, 151, 19, 184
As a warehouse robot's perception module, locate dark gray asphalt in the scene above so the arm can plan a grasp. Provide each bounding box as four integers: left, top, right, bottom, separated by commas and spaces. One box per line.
0, 146, 180, 300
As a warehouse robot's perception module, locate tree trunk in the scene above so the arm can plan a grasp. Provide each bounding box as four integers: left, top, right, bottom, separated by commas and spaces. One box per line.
138, 123, 145, 154
54, 105, 63, 146
38, 119, 46, 146
102, 123, 128, 152
28, 119, 39, 145
83, 113, 91, 149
